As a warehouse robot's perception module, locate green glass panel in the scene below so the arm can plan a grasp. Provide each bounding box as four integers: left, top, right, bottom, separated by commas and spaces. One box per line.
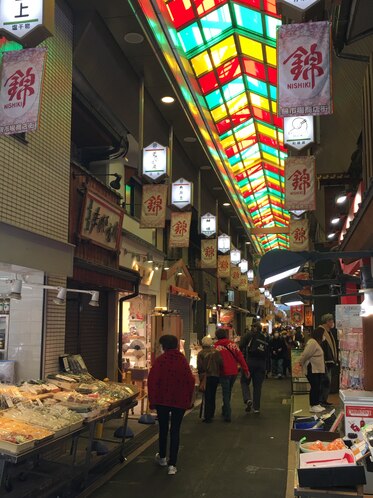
233, 3, 263, 36
178, 22, 204, 53
260, 143, 279, 157
269, 85, 277, 100
205, 88, 224, 109
219, 129, 233, 140
241, 143, 260, 159
246, 76, 268, 97
222, 76, 245, 101
265, 14, 281, 40
201, 4, 232, 42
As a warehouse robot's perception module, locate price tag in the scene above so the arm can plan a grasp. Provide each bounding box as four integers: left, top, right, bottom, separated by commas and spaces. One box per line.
4, 395, 14, 408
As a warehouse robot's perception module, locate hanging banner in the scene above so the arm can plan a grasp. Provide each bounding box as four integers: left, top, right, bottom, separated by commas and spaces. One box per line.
284, 156, 316, 211
304, 305, 313, 327
289, 219, 310, 251
140, 184, 168, 228
247, 283, 256, 298
201, 239, 217, 269
217, 255, 230, 278
0, 47, 47, 135
238, 275, 248, 292
230, 267, 240, 288
290, 305, 304, 325
169, 211, 192, 248
278, 21, 332, 117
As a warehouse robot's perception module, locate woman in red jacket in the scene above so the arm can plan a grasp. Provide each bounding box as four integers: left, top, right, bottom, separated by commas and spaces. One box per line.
148, 334, 195, 475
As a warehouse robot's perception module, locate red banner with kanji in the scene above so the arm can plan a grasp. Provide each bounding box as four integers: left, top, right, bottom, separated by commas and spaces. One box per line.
289, 219, 309, 251
238, 275, 248, 292
278, 21, 332, 117
285, 156, 316, 211
169, 211, 192, 248
217, 255, 230, 278
290, 305, 304, 326
140, 184, 168, 228
230, 267, 240, 288
201, 239, 217, 268
247, 283, 256, 298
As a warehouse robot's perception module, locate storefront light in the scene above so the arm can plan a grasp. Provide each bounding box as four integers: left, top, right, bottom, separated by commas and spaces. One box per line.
53, 287, 67, 305
230, 249, 241, 265
177, 269, 183, 276
164, 260, 170, 271
218, 233, 231, 253
146, 253, 154, 263
9, 279, 22, 300
238, 259, 248, 274
247, 269, 254, 282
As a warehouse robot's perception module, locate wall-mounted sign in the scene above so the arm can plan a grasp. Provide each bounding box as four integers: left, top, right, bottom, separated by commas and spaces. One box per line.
0, 0, 55, 46
142, 142, 168, 182
171, 177, 193, 210
284, 116, 314, 150
0, 47, 47, 135
218, 233, 231, 253
290, 305, 304, 325
201, 212, 216, 237
140, 184, 168, 228
80, 191, 123, 251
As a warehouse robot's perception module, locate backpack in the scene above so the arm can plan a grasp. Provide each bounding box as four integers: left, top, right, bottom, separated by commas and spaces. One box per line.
246, 333, 268, 360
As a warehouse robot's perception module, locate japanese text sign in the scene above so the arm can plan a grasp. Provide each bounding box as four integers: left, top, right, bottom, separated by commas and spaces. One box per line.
238, 275, 248, 292
278, 21, 332, 117
304, 305, 313, 327
171, 177, 193, 210
201, 212, 216, 237
230, 266, 240, 288
142, 142, 168, 182
201, 239, 217, 268
217, 255, 230, 278
140, 184, 168, 228
0, 0, 54, 45
80, 191, 123, 252
289, 219, 309, 251
169, 211, 192, 248
290, 305, 304, 325
247, 283, 256, 298
0, 47, 47, 135
285, 156, 316, 211
284, 116, 314, 150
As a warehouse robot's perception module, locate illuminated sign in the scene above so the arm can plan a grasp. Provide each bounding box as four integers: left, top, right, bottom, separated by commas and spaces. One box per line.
142, 142, 168, 182
171, 177, 193, 210
201, 212, 216, 237
284, 116, 314, 151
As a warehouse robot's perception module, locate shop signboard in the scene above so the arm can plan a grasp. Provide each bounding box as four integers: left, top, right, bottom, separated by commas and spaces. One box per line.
289, 219, 309, 251
140, 184, 168, 228
169, 211, 192, 248
0, 0, 54, 45
304, 305, 313, 327
217, 255, 230, 278
285, 156, 316, 211
284, 116, 314, 150
142, 142, 168, 182
200, 212, 216, 237
0, 47, 47, 135
201, 239, 217, 268
230, 266, 240, 288
80, 190, 123, 251
171, 177, 193, 210
278, 21, 332, 117
290, 305, 304, 325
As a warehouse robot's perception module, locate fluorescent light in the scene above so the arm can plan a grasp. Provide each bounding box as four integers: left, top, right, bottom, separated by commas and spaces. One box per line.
331, 218, 340, 225
223, 202, 230, 207
161, 96, 174, 104
263, 266, 301, 286
336, 193, 347, 204
285, 300, 304, 306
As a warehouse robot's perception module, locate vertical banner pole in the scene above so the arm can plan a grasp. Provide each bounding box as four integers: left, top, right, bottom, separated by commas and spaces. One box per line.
138, 78, 145, 178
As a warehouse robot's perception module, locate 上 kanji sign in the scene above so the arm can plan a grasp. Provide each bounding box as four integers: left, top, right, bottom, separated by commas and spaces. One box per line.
200, 212, 216, 237
217, 255, 230, 278
284, 116, 314, 151
0, 0, 54, 46
289, 219, 309, 251
80, 191, 123, 251
140, 184, 168, 228
285, 156, 316, 211
278, 21, 332, 117
171, 178, 193, 210
142, 142, 168, 182
201, 239, 217, 269
0, 47, 47, 135
169, 211, 192, 248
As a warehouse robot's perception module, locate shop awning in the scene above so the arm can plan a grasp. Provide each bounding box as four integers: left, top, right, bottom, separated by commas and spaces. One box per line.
170, 285, 200, 300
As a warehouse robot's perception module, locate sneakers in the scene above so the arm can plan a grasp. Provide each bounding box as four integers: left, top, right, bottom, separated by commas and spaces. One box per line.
155, 453, 167, 467
321, 401, 333, 407
310, 405, 326, 413
168, 465, 177, 475
245, 400, 253, 413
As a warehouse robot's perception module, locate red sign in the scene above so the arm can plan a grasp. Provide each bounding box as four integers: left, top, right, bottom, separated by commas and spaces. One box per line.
140, 184, 168, 228
285, 156, 316, 211
290, 305, 304, 325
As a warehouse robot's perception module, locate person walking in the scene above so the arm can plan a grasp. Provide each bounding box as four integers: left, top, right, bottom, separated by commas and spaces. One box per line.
214, 328, 249, 422
283, 330, 295, 377
239, 323, 268, 414
299, 327, 326, 413
148, 334, 195, 475
197, 336, 223, 423
319, 313, 338, 406
270, 330, 285, 378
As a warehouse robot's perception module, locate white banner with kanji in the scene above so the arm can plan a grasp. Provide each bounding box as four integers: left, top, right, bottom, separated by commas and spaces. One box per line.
284, 156, 316, 211
217, 255, 230, 278
238, 275, 248, 292
289, 219, 309, 251
0, 47, 47, 135
140, 184, 168, 228
169, 211, 192, 248
201, 239, 217, 268
278, 21, 332, 117
230, 267, 240, 288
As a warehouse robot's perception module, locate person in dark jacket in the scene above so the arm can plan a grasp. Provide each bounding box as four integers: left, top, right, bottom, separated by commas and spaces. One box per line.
197, 336, 223, 423
239, 323, 268, 413
148, 334, 195, 475
270, 330, 285, 378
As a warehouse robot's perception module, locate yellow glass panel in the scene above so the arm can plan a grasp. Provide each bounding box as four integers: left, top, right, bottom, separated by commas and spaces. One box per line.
226, 93, 247, 114
211, 103, 227, 122
191, 50, 213, 77
210, 36, 237, 66
271, 100, 277, 113
221, 134, 236, 149
265, 45, 277, 66
234, 123, 256, 141
250, 93, 269, 111
263, 152, 279, 165
257, 123, 276, 138
243, 154, 261, 169
239, 36, 263, 61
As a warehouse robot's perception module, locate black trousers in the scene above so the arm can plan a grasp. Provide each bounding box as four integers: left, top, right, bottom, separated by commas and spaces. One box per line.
320, 366, 332, 403
306, 368, 323, 407
204, 376, 219, 421
156, 405, 185, 466
241, 358, 266, 411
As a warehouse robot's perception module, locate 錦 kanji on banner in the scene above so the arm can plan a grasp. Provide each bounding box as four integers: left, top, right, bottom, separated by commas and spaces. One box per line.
285, 156, 316, 211
169, 212, 192, 248
230, 267, 240, 288
278, 21, 332, 117
140, 184, 168, 228
201, 239, 217, 268
217, 255, 230, 278
289, 219, 309, 251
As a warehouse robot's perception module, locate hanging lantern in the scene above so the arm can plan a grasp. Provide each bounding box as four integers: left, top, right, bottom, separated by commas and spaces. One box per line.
264, 290, 270, 298
218, 233, 231, 253
238, 259, 248, 274
201, 213, 216, 237
247, 269, 254, 282
230, 248, 241, 265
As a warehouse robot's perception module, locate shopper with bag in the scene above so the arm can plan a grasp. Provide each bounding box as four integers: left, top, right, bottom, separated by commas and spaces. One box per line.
148, 335, 195, 475
197, 336, 223, 423
214, 328, 249, 422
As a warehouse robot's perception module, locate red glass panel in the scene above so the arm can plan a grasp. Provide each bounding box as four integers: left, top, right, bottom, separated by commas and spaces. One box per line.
263, 0, 280, 16
273, 116, 283, 128
166, 0, 195, 29
259, 134, 278, 148
263, 162, 281, 176
252, 107, 272, 124
216, 57, 241, 85
238, 135, 257, 151
234, 0, 261, 9
225, 144, 239, 158
198, 71, 219, 94
267, 66, 277, 85
216, 118, 232, 135
242, 58, 266, 80
228, 106, 251, 129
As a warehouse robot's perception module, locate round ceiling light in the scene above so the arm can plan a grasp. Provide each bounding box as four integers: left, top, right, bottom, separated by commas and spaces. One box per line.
161, 96, 175, 104
331, 217, 340, 225
327, 233, 336, 239
124, 32, 144, 44
223, 202, 230, 207
183, 136, 197, 143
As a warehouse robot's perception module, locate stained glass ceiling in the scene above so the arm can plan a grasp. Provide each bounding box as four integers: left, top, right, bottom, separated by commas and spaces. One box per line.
138, 0, 290, 251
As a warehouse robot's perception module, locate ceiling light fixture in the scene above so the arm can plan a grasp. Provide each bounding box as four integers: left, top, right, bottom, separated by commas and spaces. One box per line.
177, 269, 183, 276
124, 32, 144, 44
89, 291, 100, 307
336, 192, 348, 204
247, 269, 254, 282
146, 253, 154, 263
223, 202, 230, 207
183, 136, 197, 143
161, 96, 174, 104
285, 300, 304, 307
53, 287, 67, 305
331, 217, 340, 225
9, 279, 22, 300
327, 233, 336, 239
164, 260, 170, 271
